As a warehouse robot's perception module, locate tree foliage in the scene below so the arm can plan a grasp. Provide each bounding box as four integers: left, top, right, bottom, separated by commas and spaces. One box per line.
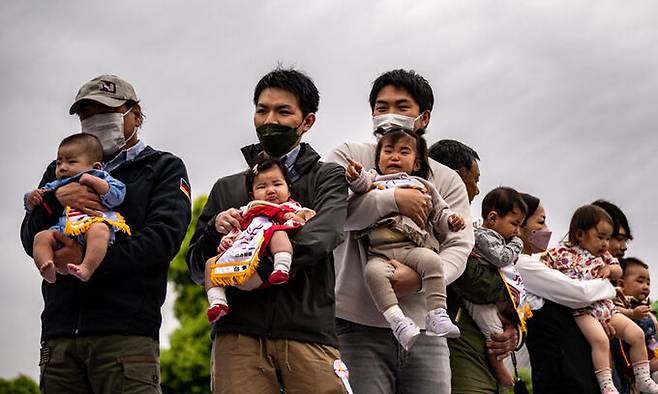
0, 374, 39, 394
161, 195, 212, 394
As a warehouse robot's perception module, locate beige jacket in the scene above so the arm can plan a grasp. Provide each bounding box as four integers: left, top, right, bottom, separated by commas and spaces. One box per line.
327, 142, 474, 328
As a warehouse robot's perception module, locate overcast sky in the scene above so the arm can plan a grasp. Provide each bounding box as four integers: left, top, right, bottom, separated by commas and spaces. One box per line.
2, 1, 657, 380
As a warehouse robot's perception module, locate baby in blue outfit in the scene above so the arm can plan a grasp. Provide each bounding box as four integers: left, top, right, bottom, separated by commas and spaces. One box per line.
25, 134, 130, 282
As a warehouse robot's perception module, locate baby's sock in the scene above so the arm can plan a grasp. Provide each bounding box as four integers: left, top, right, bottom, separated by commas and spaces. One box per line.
206, 287, 229, 323
633, 361, 658, 393
269, 252, 292, 285
273, 252, 292, 273
207, 287, 227, 306
594, 368, 618, 394
383, 305, 406, 325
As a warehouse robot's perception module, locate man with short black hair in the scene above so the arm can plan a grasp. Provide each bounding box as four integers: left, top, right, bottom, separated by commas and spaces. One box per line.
187, 68, 349, 394
429, 139, 480, 204
430, 139, 520, 392
328, 69, 473, 393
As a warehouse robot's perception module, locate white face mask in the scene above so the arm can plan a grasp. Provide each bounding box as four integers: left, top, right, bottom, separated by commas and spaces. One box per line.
81, 107, 136, 157
372, 113, 422, 133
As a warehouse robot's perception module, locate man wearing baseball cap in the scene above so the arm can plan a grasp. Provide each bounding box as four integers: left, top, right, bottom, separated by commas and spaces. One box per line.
21, 74, 192, 393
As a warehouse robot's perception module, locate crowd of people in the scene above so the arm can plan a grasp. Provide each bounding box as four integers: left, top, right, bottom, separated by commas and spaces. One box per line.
20, 68, 653, 394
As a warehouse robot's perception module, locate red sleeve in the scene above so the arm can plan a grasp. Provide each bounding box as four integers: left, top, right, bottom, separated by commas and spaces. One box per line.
273, 203, 297, 223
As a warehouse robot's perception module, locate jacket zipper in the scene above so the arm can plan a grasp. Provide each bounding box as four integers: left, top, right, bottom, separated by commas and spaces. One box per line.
266, 281, 276, 336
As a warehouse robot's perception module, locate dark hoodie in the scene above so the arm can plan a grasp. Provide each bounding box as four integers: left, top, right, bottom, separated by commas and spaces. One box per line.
186, 143, 347, 347
21, 146, 192, 341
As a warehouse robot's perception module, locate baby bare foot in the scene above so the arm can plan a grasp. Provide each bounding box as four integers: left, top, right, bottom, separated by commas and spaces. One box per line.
67, 264, 91, 282
40, 261, 56, 283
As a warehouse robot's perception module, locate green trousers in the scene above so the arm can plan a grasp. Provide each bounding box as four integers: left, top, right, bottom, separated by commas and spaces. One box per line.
39, 335, 161, 394
448, 308, 506, 394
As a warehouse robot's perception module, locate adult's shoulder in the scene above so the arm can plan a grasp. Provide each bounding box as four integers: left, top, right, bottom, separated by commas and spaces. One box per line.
204, 171, 250, 212
316, 160, 345, 174
143, 146, 186, 165
428, 159, 461, 187
325, 141, 376, 168
209, 171, 245, 191
428, 159, 467, 200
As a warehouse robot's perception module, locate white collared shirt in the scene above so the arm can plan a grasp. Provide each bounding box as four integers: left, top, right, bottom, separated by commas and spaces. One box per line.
517, 253, 616, 310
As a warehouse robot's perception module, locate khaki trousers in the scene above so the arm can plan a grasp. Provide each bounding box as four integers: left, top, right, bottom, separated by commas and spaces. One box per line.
211, 333, 348, 394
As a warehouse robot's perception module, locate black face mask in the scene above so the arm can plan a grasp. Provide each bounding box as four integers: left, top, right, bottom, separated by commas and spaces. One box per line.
256, 122, 302, 157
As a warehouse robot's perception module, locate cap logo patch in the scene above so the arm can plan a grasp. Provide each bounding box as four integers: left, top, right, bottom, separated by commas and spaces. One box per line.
99, 80, 116, 93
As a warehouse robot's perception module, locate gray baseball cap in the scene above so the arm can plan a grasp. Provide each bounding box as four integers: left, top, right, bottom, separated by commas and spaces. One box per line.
69, 74, 139, 115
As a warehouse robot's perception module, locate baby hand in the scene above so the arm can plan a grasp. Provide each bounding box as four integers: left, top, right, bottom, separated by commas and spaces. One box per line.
632, 305, 651, 320
290, 209, 316, 224
217, 237, 234, 254
283, 212, 307, 224
345, 157, 363, 182
26, 188, 46, 209
282, 212, 296, 221
78, 173, 95, 186
448, 214, 466, 231
289, 214, 306, 224
595, 265, 611, 279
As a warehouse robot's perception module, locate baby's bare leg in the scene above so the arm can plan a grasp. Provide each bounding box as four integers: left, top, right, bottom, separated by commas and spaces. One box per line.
67, 223, 110, 282
576, 315, 621, 393
575, 314, 611, 370
612, 313, 648, 362
33, 229, 58, 283
612, 314, 658, 392
269, 230, 292, 255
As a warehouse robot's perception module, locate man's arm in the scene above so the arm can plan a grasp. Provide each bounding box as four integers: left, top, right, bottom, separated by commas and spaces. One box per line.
430, 163, 474, 284
20, 161, 61, 256
186, 174, 243, 285
92, 155, 192, 278
327, 143, 399, 231
288, 163, 347, 271
517, 254, 616, 309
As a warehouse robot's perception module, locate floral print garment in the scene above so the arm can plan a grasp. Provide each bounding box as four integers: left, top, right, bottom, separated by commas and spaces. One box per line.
542, 245, 619, 323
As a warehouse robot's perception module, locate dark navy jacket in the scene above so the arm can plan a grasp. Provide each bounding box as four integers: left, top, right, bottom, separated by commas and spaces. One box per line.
21, 146, 191, 341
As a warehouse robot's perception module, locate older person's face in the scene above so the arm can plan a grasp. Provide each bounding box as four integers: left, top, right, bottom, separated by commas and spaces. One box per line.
457, 160, 480, 204
77, 101, 141, 146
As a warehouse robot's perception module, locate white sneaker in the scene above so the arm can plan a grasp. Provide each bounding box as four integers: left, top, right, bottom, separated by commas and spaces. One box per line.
391, 317, 420, 351
425, 308, 460, 338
